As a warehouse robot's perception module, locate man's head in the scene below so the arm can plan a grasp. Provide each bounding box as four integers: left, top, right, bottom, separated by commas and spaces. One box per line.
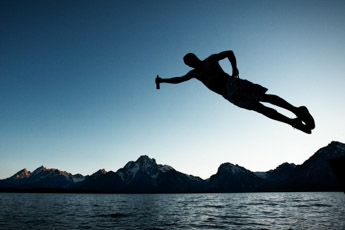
183, 53, 201, 68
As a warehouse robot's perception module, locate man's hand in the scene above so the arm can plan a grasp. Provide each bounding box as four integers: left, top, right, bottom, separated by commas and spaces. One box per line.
232, 67, 239, 78
155, 75, 161, 89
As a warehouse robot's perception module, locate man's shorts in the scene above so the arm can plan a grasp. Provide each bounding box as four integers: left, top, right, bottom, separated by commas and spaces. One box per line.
222, 78, 268, 110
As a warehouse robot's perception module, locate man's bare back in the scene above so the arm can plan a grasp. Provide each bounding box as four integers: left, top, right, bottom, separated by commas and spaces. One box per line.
156, 51, 315, 134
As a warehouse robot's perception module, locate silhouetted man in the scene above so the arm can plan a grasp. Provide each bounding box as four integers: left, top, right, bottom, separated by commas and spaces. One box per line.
155, 51, 315, 134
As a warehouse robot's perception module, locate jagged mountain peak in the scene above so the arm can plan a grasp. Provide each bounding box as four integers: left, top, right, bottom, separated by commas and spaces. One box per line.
272, 162, 296, 171
330, 141, 345, 152
218, 162, 248, 174
99, 169, 107, 174
330, 140, 344, 146
117, 155, 175, 184
134, 155, 176, 173
32, 165, 46, 175
121, 155, 158, 172
307, 141, 345, 162
91, 169, 107, 177
26, 166, 74, 180
137, 155, 153, 161
136, 155, 157, 167
11, 168, 30, 179
255, 163, 296, 179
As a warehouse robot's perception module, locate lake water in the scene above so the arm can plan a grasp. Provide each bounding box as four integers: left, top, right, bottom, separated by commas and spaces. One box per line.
0, 192, 344, 229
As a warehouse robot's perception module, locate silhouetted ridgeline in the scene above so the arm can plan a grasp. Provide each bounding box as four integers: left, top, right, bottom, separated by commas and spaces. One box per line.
1, 141, 344, 193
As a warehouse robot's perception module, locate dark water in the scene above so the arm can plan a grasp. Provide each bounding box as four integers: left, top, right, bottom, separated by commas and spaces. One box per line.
0, 192, 344, 229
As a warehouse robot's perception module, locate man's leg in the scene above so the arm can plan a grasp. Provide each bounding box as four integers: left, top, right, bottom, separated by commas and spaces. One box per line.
261, 94, 315, 129
255, 102, 292, 125
261, 94, 298, 114
254, 103, 311, 134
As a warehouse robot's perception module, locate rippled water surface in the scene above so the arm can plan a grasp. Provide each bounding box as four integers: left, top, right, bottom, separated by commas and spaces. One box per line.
0, 192, 344, 229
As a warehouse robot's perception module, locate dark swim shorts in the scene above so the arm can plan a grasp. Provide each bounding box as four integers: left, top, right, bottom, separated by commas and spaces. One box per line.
222, 77, 268, 110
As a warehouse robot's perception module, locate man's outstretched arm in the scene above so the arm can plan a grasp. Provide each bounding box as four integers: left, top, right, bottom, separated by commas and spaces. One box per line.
156, 71, 194, 86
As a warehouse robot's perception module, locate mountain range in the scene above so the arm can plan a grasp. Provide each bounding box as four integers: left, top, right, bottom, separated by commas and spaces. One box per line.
1, 141, 344, 193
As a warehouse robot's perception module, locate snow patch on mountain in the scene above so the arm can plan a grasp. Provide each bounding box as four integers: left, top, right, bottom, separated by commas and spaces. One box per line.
72, 174, 85, 183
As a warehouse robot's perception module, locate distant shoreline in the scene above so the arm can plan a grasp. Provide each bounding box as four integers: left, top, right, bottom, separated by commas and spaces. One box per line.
1, 188, 343, 194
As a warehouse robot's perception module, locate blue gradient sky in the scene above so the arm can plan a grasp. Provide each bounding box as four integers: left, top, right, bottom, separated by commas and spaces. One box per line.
1, 0, 345, 179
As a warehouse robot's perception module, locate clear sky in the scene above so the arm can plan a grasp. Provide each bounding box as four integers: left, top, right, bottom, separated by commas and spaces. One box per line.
1, 0, 345, 179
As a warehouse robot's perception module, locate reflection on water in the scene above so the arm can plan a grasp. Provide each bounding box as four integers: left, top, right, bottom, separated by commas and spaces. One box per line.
0, 192, 344, 229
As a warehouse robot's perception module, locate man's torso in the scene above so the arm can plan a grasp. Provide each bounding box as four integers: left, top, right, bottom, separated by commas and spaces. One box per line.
193, 56, 229, 95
